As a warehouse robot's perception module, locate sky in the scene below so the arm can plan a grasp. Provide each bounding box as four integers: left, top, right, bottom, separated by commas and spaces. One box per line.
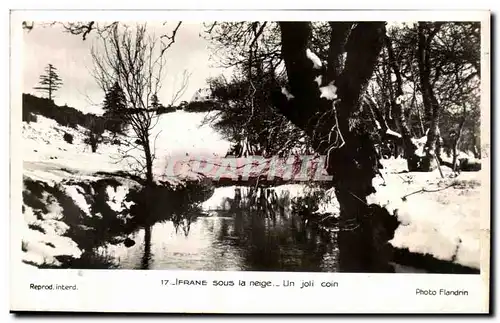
22, 22, 225, 114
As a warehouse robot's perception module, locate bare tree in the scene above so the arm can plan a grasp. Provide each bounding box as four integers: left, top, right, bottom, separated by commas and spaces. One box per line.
90, 24, 168, 185
169, 70, 191, 106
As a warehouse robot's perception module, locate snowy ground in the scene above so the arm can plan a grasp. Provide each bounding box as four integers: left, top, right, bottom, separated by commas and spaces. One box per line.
368, 157, 483, 270
22, 111, 231, 184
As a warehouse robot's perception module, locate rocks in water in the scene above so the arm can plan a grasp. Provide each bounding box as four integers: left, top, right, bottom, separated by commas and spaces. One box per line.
124, 237, 136, 248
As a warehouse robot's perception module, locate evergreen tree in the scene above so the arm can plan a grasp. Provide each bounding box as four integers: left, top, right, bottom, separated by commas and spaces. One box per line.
150, 93, 160, 109
102, 81, 127, 134
33, 64, 63, 101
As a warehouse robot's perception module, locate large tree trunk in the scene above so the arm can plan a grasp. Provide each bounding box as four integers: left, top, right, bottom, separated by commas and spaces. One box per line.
276, 22, 398, 272
325, 22, 353, 83
417, 23, 443, 171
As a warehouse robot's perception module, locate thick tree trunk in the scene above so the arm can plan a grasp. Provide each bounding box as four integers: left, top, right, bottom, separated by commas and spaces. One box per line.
276, 22, 398, 272
325, 22, 353, 83
417, 23, 442, 171
421, 110, 441, 171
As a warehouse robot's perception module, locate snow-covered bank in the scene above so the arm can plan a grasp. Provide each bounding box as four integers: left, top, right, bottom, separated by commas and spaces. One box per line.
22, 176, 140, 268
368, 157, 483, 270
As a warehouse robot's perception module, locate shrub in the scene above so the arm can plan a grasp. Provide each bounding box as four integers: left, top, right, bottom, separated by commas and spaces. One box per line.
184, 101, 216, 112
63, 133, 74, 144
22, 110, 38, 123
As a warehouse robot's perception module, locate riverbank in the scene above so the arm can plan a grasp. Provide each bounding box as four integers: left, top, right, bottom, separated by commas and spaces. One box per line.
369, 157, 483, 272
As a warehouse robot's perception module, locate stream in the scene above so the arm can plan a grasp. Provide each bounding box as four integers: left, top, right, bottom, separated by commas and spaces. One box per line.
86, 186, 426, 273
94, 210, 340, 271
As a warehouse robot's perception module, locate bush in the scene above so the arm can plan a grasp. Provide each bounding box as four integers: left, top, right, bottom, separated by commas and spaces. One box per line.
63, 133, 74, 144
155, 105, 177, 115
184, 101, 216, 112
27, 113, 38, 123
23, 106, 38, 123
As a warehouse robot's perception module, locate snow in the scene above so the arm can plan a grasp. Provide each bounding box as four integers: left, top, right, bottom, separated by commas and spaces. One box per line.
201, 186, 237, 211
22, 111, 232, 184
37, 219, 70, 236
106, 185, 130, 212
411, 135, 427, 157
386, 128, 402, 138
306, 48, 322, 69
317, 188, 340, 214
65, 185, 91, 217
21, 210, 82, 266
367, 157, 482, 269
281, 87, 295, 100
319, 82, 338, 100
314, 75, 322, 86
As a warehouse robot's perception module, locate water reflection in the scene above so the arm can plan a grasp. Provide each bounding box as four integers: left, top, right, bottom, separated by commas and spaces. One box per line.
140, 226, 152, 269
86, 186, 422, 273
97, 209, 339, 272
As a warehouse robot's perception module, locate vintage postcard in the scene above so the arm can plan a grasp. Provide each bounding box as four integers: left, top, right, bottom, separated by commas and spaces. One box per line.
10, 9, 491, 314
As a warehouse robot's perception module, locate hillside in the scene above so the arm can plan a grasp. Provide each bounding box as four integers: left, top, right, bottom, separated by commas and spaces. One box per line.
20, 94, 231, 268
23, 94, 109, 131
22, 94, 232, 181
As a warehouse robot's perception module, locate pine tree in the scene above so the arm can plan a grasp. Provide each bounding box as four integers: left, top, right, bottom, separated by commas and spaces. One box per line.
150, 93, 169, 113
102, 81, 127, 134
33, 64, 63, 101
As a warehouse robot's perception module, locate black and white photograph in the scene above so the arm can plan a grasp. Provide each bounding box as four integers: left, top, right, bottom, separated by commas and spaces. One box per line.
10, 9, 491, 313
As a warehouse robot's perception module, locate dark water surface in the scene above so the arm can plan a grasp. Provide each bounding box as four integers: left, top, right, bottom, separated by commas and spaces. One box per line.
96, 211, 340, 271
